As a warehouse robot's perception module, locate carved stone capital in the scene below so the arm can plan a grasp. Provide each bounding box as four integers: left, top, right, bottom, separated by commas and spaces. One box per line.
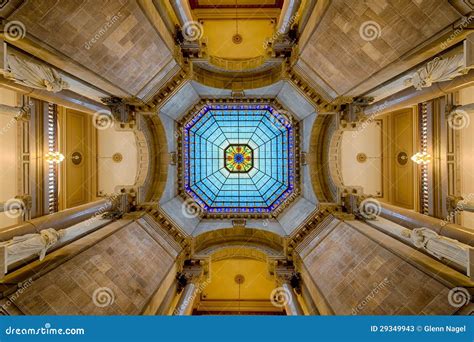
275, 264, 302, 294
340, 187, 364, 214
300, 151, 307, 166
101, 97, 133, 123
232, 219, 246, 228
447, 195, 463, 213
342, 96, 373, 123
177, 260, 205, 292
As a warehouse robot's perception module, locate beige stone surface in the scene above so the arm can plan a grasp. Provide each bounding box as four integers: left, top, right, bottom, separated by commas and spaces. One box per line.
302, 221, 458, 315
11, 0, 172, 98
10, 222, 174, 315
300, 0, 460, 96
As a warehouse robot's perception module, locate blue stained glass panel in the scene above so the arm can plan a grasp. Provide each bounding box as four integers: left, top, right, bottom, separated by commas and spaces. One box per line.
183, 104, 296, 213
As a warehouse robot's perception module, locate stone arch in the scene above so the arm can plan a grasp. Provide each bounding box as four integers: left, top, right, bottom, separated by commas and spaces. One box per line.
193, 227, 286, 257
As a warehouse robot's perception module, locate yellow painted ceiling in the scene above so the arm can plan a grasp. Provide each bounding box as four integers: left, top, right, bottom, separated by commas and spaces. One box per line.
203, 259, 275, 300
202, 19, 274, 59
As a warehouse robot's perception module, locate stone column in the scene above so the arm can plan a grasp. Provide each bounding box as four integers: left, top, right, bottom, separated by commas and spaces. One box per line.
0, 196, 124, 241
276, 0, 301, 35
173, 263, 203, 316
275, 266, 304, 316
450, 103, 474, 115
174, 282, 197, 315
448, 196, 474, 213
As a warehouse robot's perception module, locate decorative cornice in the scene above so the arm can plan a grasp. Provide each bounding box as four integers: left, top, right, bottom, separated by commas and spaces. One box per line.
309, 114, 339, 202
287, 205, 339, 256
149, 66, 189, 110
283, 61, 351, 113
136, 204, 191, 251
192, 62, 283, 90
193, 227, 285, 256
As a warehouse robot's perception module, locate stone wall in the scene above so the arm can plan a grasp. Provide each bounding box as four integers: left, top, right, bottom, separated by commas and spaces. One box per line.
299, 0, 461, 96
298, 216, 458, 315
10, 0, 172, 98
8, 218, 177, 315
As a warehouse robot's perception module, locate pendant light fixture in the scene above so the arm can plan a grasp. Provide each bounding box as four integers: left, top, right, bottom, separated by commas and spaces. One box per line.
232, 0, 242, 44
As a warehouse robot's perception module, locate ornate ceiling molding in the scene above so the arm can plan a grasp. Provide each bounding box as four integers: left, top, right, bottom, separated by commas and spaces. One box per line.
137, 203, 191, 251
196, 245, 283, 263
193, 227, 285, 255
308, 114, 339, 203
283, 61, 352, 113
191, 62, 283, 91
287, 205, 339, 257
136, 63, 190, 112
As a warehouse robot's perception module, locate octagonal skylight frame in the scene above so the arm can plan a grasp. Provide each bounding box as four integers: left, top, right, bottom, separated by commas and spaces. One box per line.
178, 101, 300, 218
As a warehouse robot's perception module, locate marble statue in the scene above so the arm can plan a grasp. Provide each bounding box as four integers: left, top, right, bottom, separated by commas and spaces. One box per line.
2, 228, 64, 265
409, 227, 469, 266
404, 54, 471, 90
4, 53, 69, 93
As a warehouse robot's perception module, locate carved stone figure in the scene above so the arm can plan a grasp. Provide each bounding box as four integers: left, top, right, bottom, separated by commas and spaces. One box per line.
409, 227, 469, 266
4, 53, 69, 93
404, 55, 471, 90
2, 228, 64, 265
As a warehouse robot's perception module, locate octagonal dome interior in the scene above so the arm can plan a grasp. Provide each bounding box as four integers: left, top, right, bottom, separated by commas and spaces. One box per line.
181, 104, 299, 215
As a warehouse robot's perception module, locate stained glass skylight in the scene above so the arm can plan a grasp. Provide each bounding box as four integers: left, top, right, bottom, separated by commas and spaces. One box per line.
180, 103, 299, 216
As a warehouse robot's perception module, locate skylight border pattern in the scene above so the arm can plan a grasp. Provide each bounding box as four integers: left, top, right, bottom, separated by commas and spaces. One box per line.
177, 100, 300, 218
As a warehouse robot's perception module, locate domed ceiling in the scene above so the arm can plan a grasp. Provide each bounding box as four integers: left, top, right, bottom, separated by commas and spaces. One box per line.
179, 103, 300, 217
